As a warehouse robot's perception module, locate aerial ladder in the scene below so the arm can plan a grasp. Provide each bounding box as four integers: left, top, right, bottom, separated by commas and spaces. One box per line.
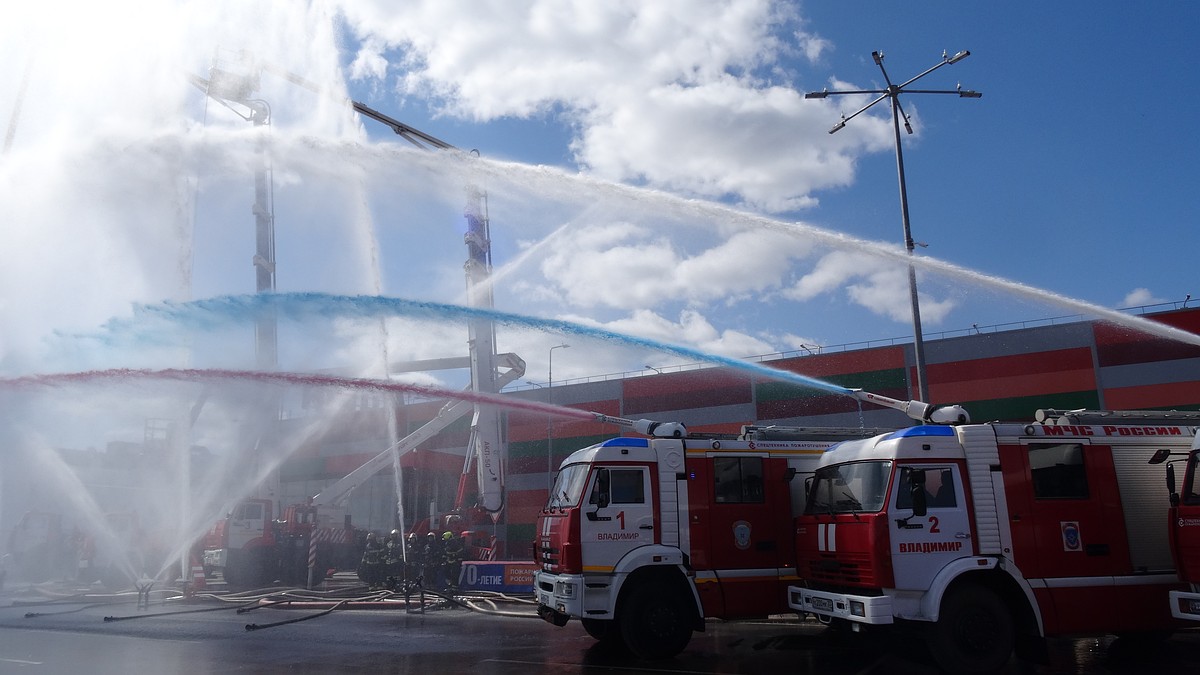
190, 55, 516, 522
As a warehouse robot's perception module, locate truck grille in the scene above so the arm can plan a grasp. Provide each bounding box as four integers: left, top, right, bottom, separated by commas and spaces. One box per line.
540, 542, 558, 567
803, 551, 877, 587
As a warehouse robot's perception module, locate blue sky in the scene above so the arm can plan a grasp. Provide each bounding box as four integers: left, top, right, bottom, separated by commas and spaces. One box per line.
1, 1, 1197, 392
338, 1, 1200, 381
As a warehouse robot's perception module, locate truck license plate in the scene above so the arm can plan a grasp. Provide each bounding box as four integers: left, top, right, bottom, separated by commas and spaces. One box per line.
808, 596, 834, 612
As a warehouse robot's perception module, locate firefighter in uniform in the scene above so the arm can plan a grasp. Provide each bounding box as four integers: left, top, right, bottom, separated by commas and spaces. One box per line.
442, 531, 465, 592
358, 532, 385, 588
404, 532, 422, 588
384, 529, 404, 590
422, 531, 442, 589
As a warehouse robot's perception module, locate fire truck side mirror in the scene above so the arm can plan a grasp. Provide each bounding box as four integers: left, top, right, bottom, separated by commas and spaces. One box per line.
1151, 449, 1181, 505
586, 468, 610, 521
908, 468, 928, 517
595, 469, 610, 508
1167, 462, 1180, 507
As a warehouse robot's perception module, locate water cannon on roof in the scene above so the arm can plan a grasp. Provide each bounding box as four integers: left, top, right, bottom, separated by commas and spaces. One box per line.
591, 413, 687, 438
849, 389, 971, 425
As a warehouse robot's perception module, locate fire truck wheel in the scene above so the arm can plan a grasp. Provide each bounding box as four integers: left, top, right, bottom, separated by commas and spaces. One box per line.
618, 585, 694, 660
581, 618, 619, 643
224, 553, 265, 588
222, 563, 239, 587
240, 551, 272, 588
927, 585, 1014, 674
101, 565, 132, 591
19, 545, 52, 582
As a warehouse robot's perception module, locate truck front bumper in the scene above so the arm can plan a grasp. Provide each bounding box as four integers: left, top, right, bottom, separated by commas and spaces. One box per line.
787, 584, 894, 625
1169, 589, 1200, 621
534, 571, 588, 622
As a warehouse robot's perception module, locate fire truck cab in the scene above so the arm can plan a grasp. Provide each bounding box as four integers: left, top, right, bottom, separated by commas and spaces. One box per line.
534, 420, 885, 659
790, 411, 1196, 673
1158, 432, 1200, 621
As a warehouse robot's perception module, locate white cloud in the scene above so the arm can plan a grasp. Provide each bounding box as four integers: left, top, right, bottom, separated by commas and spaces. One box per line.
334, 0, 890, 212
784, 250, 957, 324
795, 31, 832, 63
777, 333, 826, 354
564, 308, 775, 361
536, 222, 808, 310
1120, 288, 1164, 308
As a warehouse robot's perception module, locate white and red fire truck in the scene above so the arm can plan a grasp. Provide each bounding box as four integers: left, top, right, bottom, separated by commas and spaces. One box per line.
3, 511, 78, 583
789, 406, 1197, 673
201, 499, 361, 587
78, 511, 175, 590
201, 352, 528, 587
532, 406, 908, 659
1151, 421, 1200, 622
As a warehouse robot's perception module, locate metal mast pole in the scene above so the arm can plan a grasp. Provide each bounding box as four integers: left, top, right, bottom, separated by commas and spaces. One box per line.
888, 93, 926, 403
806, 50, 980, 402
547, 343, 569, 489
188, 62, 278, 370
249, 101, 277, 370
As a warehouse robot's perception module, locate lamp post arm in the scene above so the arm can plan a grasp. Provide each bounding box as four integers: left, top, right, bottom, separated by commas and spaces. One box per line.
828, 92, 892, 130
902, 89, 979, 96
895, 57, 957, 90
809, 88, 888, 97
894, 97, 914, 134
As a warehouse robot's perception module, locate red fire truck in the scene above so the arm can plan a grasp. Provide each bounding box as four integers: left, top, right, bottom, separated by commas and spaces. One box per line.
1152, 423, 1200, 622
3, 511, 77, 583
201, 499, 360, 587
532, 410, 898, 659
789, 407, 1197, 673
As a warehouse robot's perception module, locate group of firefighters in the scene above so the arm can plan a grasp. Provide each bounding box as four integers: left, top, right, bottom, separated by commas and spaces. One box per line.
358, 529, 466, 592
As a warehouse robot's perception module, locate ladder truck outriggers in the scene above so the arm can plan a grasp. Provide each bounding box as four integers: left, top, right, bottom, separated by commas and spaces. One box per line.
1149, 413, 1200, 622
532, 397, 918, 659
789, 404, 1198, 673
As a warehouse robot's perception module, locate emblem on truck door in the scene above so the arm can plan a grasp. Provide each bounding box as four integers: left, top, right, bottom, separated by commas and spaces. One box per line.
1061, 521, 1082, 552
733, 520, 752, 550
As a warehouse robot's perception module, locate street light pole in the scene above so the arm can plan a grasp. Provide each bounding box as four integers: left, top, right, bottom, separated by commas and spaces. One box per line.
806, 50, 980, 402
547, 344, 570, 489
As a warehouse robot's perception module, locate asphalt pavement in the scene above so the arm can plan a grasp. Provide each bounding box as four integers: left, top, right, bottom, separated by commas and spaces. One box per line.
0, 579, 1198, 674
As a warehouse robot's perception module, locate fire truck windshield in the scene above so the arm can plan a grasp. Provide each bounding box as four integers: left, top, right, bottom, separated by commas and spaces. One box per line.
805, 461, 893, 515
546, 463, 591, 509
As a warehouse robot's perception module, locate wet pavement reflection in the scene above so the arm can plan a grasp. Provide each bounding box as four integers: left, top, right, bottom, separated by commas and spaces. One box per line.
0, 587, 1197, 674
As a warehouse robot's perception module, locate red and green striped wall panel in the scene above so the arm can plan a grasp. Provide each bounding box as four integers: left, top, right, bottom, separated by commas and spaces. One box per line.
622, 369, 752, 415
927, 347, 1097, 403
1103, 381, 1200, 411
1093, 318, 1200, 368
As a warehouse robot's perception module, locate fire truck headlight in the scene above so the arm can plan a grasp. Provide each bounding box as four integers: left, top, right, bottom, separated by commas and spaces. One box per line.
555, 580, 576, 598
850, 601, 866, 617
